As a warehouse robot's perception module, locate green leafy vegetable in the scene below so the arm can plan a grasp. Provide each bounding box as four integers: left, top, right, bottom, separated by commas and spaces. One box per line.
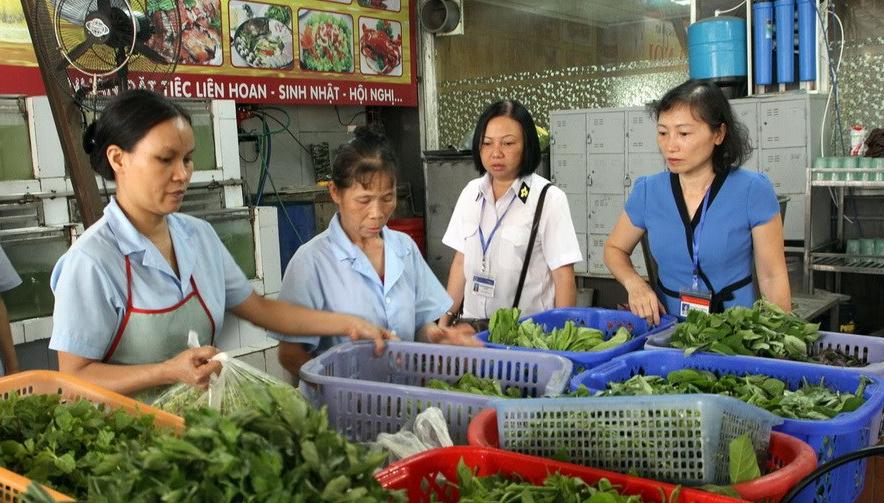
2, 385, 404, 502
671, 299, 820, 361
266, 6, 291, 27
438, 458, 650, 502
146, 0, 175, 12
489, 308, 631, 352
0, 393, 163, 499
728, 434, 761, 484
426, 373, 522, 398
598, 370, 870, 420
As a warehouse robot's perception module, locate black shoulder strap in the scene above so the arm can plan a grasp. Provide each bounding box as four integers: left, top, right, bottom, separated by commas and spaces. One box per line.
513, 183, 552, 308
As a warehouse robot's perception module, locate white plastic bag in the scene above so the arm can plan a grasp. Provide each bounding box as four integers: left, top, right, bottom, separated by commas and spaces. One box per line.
153, 331, 288, 416
373, 407, 453, 461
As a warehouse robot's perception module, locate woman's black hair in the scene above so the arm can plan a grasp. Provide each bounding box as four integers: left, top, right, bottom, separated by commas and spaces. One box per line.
82, 89, 191, 180
471, 100, 541, 177
332, 124, 398, 189
651, 79, 751, 174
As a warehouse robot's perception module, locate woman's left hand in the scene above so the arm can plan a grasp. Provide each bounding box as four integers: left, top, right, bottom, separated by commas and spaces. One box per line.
424, 323, 484, 347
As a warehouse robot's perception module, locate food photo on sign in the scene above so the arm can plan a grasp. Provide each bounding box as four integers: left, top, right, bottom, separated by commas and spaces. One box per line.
359, 17, 402, 76
229, 0, 294, 69
358, 0, 401, 12
298, 9, 354, 73
146, 0, 223, 66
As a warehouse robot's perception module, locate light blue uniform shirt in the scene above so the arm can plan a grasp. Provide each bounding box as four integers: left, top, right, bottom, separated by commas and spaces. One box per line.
270, 213, 452, 354
0, 244, 22, 376
625, 169, 780, 315
49, 197, 254, 360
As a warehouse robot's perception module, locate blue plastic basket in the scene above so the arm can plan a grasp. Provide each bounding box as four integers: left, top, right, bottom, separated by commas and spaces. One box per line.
491, 394, 781, 486
298, 341, 572, 444
572, 351, 884, 503
645, 328, 884, 377
476, 307, 677, 374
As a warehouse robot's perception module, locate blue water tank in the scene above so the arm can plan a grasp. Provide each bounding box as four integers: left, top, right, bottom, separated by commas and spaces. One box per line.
688, 16, 747, 80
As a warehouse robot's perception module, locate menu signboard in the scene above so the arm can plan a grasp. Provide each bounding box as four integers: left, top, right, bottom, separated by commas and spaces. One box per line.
0, 0, 417, 106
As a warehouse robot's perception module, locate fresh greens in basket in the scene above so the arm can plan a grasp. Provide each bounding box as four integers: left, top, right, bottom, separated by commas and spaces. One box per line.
597, 369, 869, 420
671, 300, 820, 360
437, 458, 657, 503
426, 373, 522, 398
3, 384, 404, 502
489, 307, 632, 352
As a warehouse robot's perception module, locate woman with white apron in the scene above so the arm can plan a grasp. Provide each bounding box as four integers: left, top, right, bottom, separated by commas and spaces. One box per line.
49, 90, 394, 401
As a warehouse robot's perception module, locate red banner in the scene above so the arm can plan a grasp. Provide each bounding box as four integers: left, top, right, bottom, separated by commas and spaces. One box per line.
0, 0, 417, 106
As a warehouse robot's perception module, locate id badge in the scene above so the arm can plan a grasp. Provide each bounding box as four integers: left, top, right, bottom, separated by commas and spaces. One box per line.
679, 288, 712, 316
471, 273, 496, 298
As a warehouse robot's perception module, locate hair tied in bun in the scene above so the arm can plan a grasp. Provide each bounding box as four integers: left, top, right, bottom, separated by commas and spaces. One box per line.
82, 122, 98, 154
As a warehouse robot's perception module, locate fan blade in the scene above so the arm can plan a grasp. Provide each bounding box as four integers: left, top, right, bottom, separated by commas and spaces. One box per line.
57, 39, 96, 71
135, 40, 169, 64
97, 0, 111, 12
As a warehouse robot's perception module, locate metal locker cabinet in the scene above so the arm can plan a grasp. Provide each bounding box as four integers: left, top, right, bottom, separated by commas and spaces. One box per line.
730, 100, 759, 148
626, 152, 666, 183
586, 111, 626, 154
566, 193, 589, 237
550, 111, 587, 155
626, 109, 659, 153
588, 234, 608, 275
759, 147, 807, 194
574, 233, 588, 274
744, 149, 760, 172
589, 194, 625, 234
587, 154, 626, 195
759, 100, 807, 149
783, 193, 805, 241
551, 154, 587, 195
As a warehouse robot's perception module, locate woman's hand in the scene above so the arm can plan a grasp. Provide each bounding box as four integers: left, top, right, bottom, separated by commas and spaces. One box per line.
625, 277, 666, 326
423, 323, 484, 347
346, 317, 399, 355
162, 346, 223, 389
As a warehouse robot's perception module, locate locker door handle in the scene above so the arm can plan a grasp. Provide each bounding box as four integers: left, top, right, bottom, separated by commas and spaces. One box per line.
586, 134, 592, 146
587, 174, 593, 187
624, 174, 632, 187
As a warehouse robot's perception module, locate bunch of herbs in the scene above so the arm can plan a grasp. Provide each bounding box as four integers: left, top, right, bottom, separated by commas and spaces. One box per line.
489, 308, 632, 352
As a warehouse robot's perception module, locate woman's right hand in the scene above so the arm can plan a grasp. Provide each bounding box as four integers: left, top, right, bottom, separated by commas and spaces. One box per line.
625, 277, 666, 326
346, 317, 399, 355
163, 346, 223, 389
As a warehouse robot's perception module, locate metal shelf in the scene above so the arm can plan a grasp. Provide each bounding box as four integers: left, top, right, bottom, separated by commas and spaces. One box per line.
810, 253, 884, 275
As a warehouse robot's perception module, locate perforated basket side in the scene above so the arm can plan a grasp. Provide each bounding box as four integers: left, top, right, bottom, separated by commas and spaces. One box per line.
572, 351, 884, 502
493, 394, 779, 485
298, 342, 572, 443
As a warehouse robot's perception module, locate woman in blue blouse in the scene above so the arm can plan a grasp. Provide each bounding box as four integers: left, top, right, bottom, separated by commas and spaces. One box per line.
605, 80, 790, 324
49, 90, 393, 400
271, 126, 479, 380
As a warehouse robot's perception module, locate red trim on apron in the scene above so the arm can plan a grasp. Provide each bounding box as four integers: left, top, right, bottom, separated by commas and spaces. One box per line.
102, 256, 214, 362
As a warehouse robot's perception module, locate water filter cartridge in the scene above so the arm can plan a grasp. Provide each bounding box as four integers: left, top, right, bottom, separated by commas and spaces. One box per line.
797, 0, 816, 81
753, 1, 774, 85
774, 0, 795, 83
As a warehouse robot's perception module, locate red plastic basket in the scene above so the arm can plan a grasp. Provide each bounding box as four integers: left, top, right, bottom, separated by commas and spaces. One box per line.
375, 446, 745, 503
467, 408, 819, 503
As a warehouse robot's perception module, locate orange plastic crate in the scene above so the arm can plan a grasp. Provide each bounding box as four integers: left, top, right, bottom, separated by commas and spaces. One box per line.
0, 370, 184, 502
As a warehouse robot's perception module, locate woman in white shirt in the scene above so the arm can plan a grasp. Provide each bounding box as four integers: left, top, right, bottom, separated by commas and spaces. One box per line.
439, 100, 583, 327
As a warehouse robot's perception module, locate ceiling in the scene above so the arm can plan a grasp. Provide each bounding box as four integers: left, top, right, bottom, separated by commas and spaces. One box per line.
474, 0, 690, 27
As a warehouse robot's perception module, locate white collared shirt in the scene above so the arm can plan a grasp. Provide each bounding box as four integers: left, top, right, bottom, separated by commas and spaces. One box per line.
442, 173, 583, 318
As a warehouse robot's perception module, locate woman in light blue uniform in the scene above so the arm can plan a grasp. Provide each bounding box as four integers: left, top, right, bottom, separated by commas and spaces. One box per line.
605, 80, 790, 323
271, 126, 479, 380
49, 90, 393, 399
0, 244, 22, 376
